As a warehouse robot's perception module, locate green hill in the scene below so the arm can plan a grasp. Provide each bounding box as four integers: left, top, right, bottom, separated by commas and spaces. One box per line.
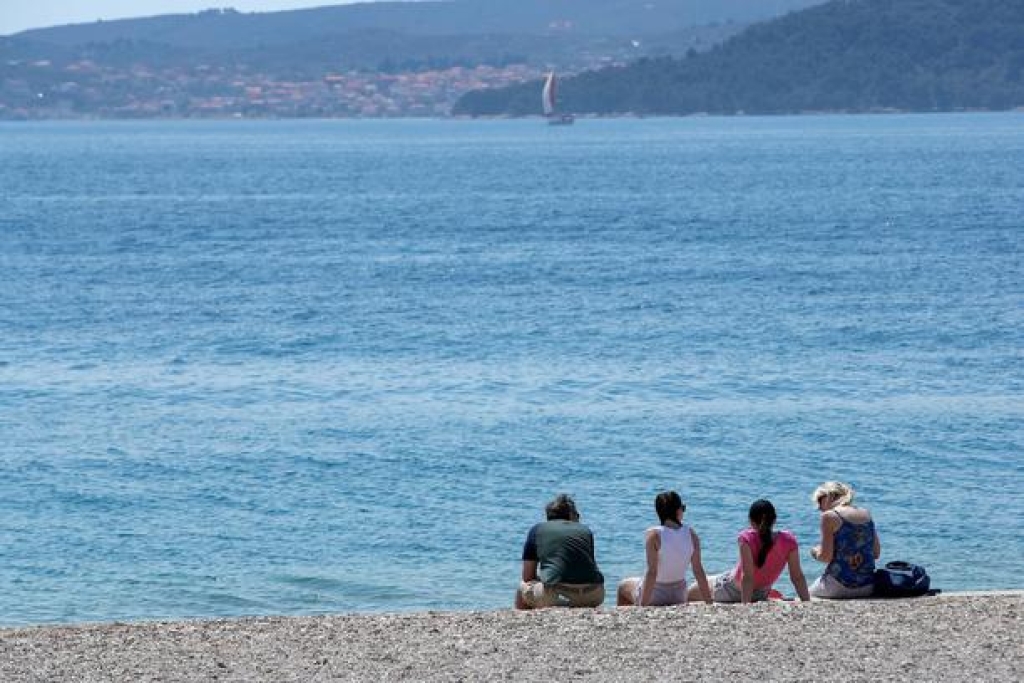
453, 0, 1024, 116
11, 1, 824, 45
1, 1, 825, 81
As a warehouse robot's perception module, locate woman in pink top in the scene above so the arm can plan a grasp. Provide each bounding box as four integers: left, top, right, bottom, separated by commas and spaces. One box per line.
693, 499, 811, 603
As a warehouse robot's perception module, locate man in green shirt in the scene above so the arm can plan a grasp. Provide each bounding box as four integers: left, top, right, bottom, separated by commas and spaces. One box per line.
516, 493, 605, 609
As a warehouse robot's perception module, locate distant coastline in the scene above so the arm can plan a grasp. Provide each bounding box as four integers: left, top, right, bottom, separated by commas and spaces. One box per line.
0, 0, 778, 121
452, 0, 1024, 118
8, 1, 1023, 121
3, 107, 1022, 123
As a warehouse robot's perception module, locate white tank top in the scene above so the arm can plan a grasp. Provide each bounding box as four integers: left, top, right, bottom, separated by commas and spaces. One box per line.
651, 523, 693, 584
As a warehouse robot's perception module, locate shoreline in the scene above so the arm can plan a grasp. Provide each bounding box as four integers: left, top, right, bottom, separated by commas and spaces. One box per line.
1, 593, 1020, 681
2, 109, 1023, 123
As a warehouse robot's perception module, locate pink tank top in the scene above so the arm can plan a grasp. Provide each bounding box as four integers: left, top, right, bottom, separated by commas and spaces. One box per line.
732, 529, 798, 589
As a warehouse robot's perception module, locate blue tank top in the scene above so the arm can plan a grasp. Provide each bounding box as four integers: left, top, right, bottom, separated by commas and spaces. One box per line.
825, 510, 876, 588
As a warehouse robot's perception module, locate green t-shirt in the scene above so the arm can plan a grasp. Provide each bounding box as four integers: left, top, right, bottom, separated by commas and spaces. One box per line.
523, 520, 604, 585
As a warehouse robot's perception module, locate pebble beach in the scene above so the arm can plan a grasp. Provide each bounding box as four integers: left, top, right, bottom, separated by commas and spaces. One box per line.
1, 593, 1020, 682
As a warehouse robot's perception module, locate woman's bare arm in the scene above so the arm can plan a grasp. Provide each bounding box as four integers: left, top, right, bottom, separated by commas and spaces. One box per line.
690, 528, 713, 604
810, 512, 837, 563
739, 542, 757, 603
787, 549, 811, 601
639, 528, 660, 606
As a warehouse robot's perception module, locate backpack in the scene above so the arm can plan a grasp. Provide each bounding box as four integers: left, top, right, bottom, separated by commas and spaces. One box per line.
873, 561, 931, 598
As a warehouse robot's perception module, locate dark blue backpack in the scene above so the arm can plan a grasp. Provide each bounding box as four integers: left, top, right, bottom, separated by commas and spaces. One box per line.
873, 561, 931, 598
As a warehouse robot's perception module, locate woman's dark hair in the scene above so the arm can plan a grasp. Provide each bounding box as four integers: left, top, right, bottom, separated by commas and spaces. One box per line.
546, 493, 579, 521
749, 499, 777, 568
654, 491, 684, 525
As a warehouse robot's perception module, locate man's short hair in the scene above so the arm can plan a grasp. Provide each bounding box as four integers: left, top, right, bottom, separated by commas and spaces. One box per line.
545, 493, 579, 521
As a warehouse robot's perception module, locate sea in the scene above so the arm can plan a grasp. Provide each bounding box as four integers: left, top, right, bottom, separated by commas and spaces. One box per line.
1, 114, 1022, 626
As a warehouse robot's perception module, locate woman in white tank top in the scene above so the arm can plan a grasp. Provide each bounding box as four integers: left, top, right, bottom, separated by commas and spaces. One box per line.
617, 491, 713, 606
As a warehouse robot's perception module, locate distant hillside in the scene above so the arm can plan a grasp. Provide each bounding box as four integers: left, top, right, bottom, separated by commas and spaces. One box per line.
0, 23, 745, 81
2, 2, 827, 74
12, 1, 825, 46
0, 0, 832, 119
453, 0, 1024, 116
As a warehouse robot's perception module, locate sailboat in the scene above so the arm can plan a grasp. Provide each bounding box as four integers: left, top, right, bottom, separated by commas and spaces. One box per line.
542, 71, 575, 126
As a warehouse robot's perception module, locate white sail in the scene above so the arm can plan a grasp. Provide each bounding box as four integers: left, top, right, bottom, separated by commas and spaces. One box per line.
542, 71, 556, 116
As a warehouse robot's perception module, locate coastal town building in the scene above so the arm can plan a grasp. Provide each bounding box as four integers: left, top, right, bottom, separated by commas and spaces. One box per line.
0, 57, 551, 119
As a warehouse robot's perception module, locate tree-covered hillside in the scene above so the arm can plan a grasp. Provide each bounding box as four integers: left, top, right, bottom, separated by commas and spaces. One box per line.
1, 0, 826, 83
2, 0, 831, 120
453, 0, 1024, 116
11, 1, 824, 45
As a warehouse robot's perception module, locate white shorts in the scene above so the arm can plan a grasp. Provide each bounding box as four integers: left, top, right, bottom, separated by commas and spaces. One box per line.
709, 572, 770, 603
810, 574, 874, 599
632, 579, 687, 606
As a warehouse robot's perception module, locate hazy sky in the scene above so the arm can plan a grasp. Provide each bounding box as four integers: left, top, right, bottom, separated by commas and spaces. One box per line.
1, 2, 366, 36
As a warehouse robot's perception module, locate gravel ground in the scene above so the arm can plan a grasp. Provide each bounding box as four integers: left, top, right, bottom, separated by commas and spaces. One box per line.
0, 594, 1020, 682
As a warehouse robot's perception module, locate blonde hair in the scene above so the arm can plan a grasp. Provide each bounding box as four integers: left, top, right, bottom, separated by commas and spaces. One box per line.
812, 481, 855, 507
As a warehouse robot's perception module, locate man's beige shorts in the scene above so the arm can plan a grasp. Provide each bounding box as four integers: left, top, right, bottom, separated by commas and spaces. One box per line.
519, 581, 605, 608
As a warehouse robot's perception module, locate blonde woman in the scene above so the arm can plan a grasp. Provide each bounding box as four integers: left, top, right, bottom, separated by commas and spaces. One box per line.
809, 481, 880, 599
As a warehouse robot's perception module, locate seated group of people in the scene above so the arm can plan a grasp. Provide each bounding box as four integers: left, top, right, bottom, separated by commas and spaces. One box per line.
516, 481, 880, 609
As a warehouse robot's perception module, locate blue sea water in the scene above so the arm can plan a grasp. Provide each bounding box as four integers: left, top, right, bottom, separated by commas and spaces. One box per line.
1, 114, 1022, 626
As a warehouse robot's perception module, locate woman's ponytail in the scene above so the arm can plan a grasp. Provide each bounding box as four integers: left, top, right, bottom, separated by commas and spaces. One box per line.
749, 499, 777, 568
